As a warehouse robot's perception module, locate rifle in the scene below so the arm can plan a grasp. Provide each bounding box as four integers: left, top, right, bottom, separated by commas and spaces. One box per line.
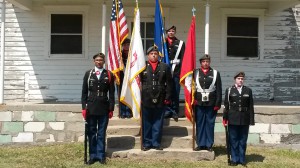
84, 110, 88, 164
225, 125, 231, 165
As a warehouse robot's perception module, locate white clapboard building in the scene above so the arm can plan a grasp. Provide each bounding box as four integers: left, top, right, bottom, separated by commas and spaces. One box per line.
0, 0, 299, 104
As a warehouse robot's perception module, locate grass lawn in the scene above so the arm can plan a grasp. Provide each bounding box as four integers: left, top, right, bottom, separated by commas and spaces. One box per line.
0, 143, 300, 168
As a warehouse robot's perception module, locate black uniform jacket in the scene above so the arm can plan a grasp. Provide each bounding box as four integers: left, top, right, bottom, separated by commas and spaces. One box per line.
193, 67, 222, 107
141, 61, 172, 108
81, 69, 115, 115
166, 38, 185, 77
223, 85, 255, 125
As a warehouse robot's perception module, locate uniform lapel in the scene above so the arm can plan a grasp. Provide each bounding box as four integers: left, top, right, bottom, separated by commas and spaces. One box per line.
99, 69, 106, 82
153, 62, 160, 74
91, 69, 98, 81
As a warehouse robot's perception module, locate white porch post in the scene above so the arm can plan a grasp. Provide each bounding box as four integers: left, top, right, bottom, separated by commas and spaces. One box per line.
101, 2, 106, 54
204, 0, 210, 55
0, 0, 6, 104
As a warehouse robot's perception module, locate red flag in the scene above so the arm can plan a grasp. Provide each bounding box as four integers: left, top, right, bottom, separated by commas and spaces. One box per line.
107, 0, 129, 85
179, 15, 196, 122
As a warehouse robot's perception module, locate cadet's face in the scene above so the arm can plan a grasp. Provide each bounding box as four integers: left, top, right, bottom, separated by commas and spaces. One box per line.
200, 59, 210, 69
167, 29, 176, 38
122, 43, 130, 51
148, 51, 159, 62
94, 56, 105, 69
235, 77, 244, 87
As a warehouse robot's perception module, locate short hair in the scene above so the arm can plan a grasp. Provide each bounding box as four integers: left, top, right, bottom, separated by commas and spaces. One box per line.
93, 53, 105, 60
122, 38, 130, 45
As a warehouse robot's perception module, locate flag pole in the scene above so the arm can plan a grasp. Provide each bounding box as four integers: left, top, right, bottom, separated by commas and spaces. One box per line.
204, 0, 210, 55
134, 0, 143, 150
101, 2, 106, 54
192, 6, 196, 151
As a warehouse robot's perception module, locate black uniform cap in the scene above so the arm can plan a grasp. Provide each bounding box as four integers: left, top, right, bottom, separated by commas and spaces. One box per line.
166, 25, 176, 32
146, 45, 159, 55
199, 54, 211, 62
122, 38, 130, 45
234, 71, 245, 79
93, 53, 105, 59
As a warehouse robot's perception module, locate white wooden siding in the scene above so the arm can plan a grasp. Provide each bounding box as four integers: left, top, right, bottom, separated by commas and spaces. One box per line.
0, 1, 299, 104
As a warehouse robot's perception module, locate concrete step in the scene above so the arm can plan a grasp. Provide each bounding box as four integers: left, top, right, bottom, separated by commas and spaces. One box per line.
107, 125, 193, 136
108, 117, 224, 127
107, 133, 226, 149
107, 148, 215, 161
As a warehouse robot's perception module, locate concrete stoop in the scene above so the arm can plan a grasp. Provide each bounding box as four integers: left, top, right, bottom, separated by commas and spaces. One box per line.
107, 148, 215, 161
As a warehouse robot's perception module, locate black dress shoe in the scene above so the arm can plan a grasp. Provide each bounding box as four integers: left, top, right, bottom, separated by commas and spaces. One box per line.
240, 163, 247, 167
153, 146, 163, 150
142, 146, 151, 151
206, 147, 213, 152
230, 161, 238, 166
87, 159, 97, 165
172, 114, 179, 122
99, 158, 106, 164
194, 146, 201, 151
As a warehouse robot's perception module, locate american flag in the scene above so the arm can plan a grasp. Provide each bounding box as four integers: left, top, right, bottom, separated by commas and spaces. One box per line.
107, 0, 129, 85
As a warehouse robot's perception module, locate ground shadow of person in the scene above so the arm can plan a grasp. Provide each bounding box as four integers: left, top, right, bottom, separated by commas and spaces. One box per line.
213, 146, 228, 157
246, 153, 265, 163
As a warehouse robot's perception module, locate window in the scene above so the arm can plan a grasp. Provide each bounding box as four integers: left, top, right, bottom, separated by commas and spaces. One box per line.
131, 21, 155, 53
45, 6, 89, 59
221, 9, 265, 60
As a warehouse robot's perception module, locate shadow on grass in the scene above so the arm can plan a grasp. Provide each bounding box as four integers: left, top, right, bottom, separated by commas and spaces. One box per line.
246, 154, 265, 163
213, 146, 265, 163
213, 146, 227, 157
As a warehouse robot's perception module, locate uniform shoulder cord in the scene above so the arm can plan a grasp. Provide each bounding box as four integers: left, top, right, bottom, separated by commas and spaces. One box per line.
87, 69, 93, 96
227, 86, 231, 109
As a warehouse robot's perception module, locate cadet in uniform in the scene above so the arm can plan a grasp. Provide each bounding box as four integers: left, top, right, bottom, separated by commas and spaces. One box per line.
141, 46, 172, 151
193, 54, 222, 151
164, 25, 185, 121
119, 38, 132, 118
223, 72, 255, 166
81, 53, 115, 165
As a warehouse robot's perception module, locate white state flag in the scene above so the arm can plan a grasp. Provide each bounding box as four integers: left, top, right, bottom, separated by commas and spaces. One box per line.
120, 8, 146, 119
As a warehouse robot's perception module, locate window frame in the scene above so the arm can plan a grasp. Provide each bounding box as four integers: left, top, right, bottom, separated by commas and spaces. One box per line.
45, 5, 89, 59
221, 8, 265, 61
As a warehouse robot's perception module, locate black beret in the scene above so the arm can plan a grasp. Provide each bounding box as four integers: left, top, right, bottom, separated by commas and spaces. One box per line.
93, 53, 105, 59
234, 72, 245, 79
166, 25, 176, 32
146, 45, 159, 55
122, 38, 130, 45
199, 54, 211, 62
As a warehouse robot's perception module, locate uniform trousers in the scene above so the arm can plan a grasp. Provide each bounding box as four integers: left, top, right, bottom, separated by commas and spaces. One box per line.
120, 103, 132, 118
195, 106, 217, 148
228, 125, 249, 164
117, 85, 132, 118
142, 106, 165, 148
165, 76, 180, 117
87, 114, 109, 160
